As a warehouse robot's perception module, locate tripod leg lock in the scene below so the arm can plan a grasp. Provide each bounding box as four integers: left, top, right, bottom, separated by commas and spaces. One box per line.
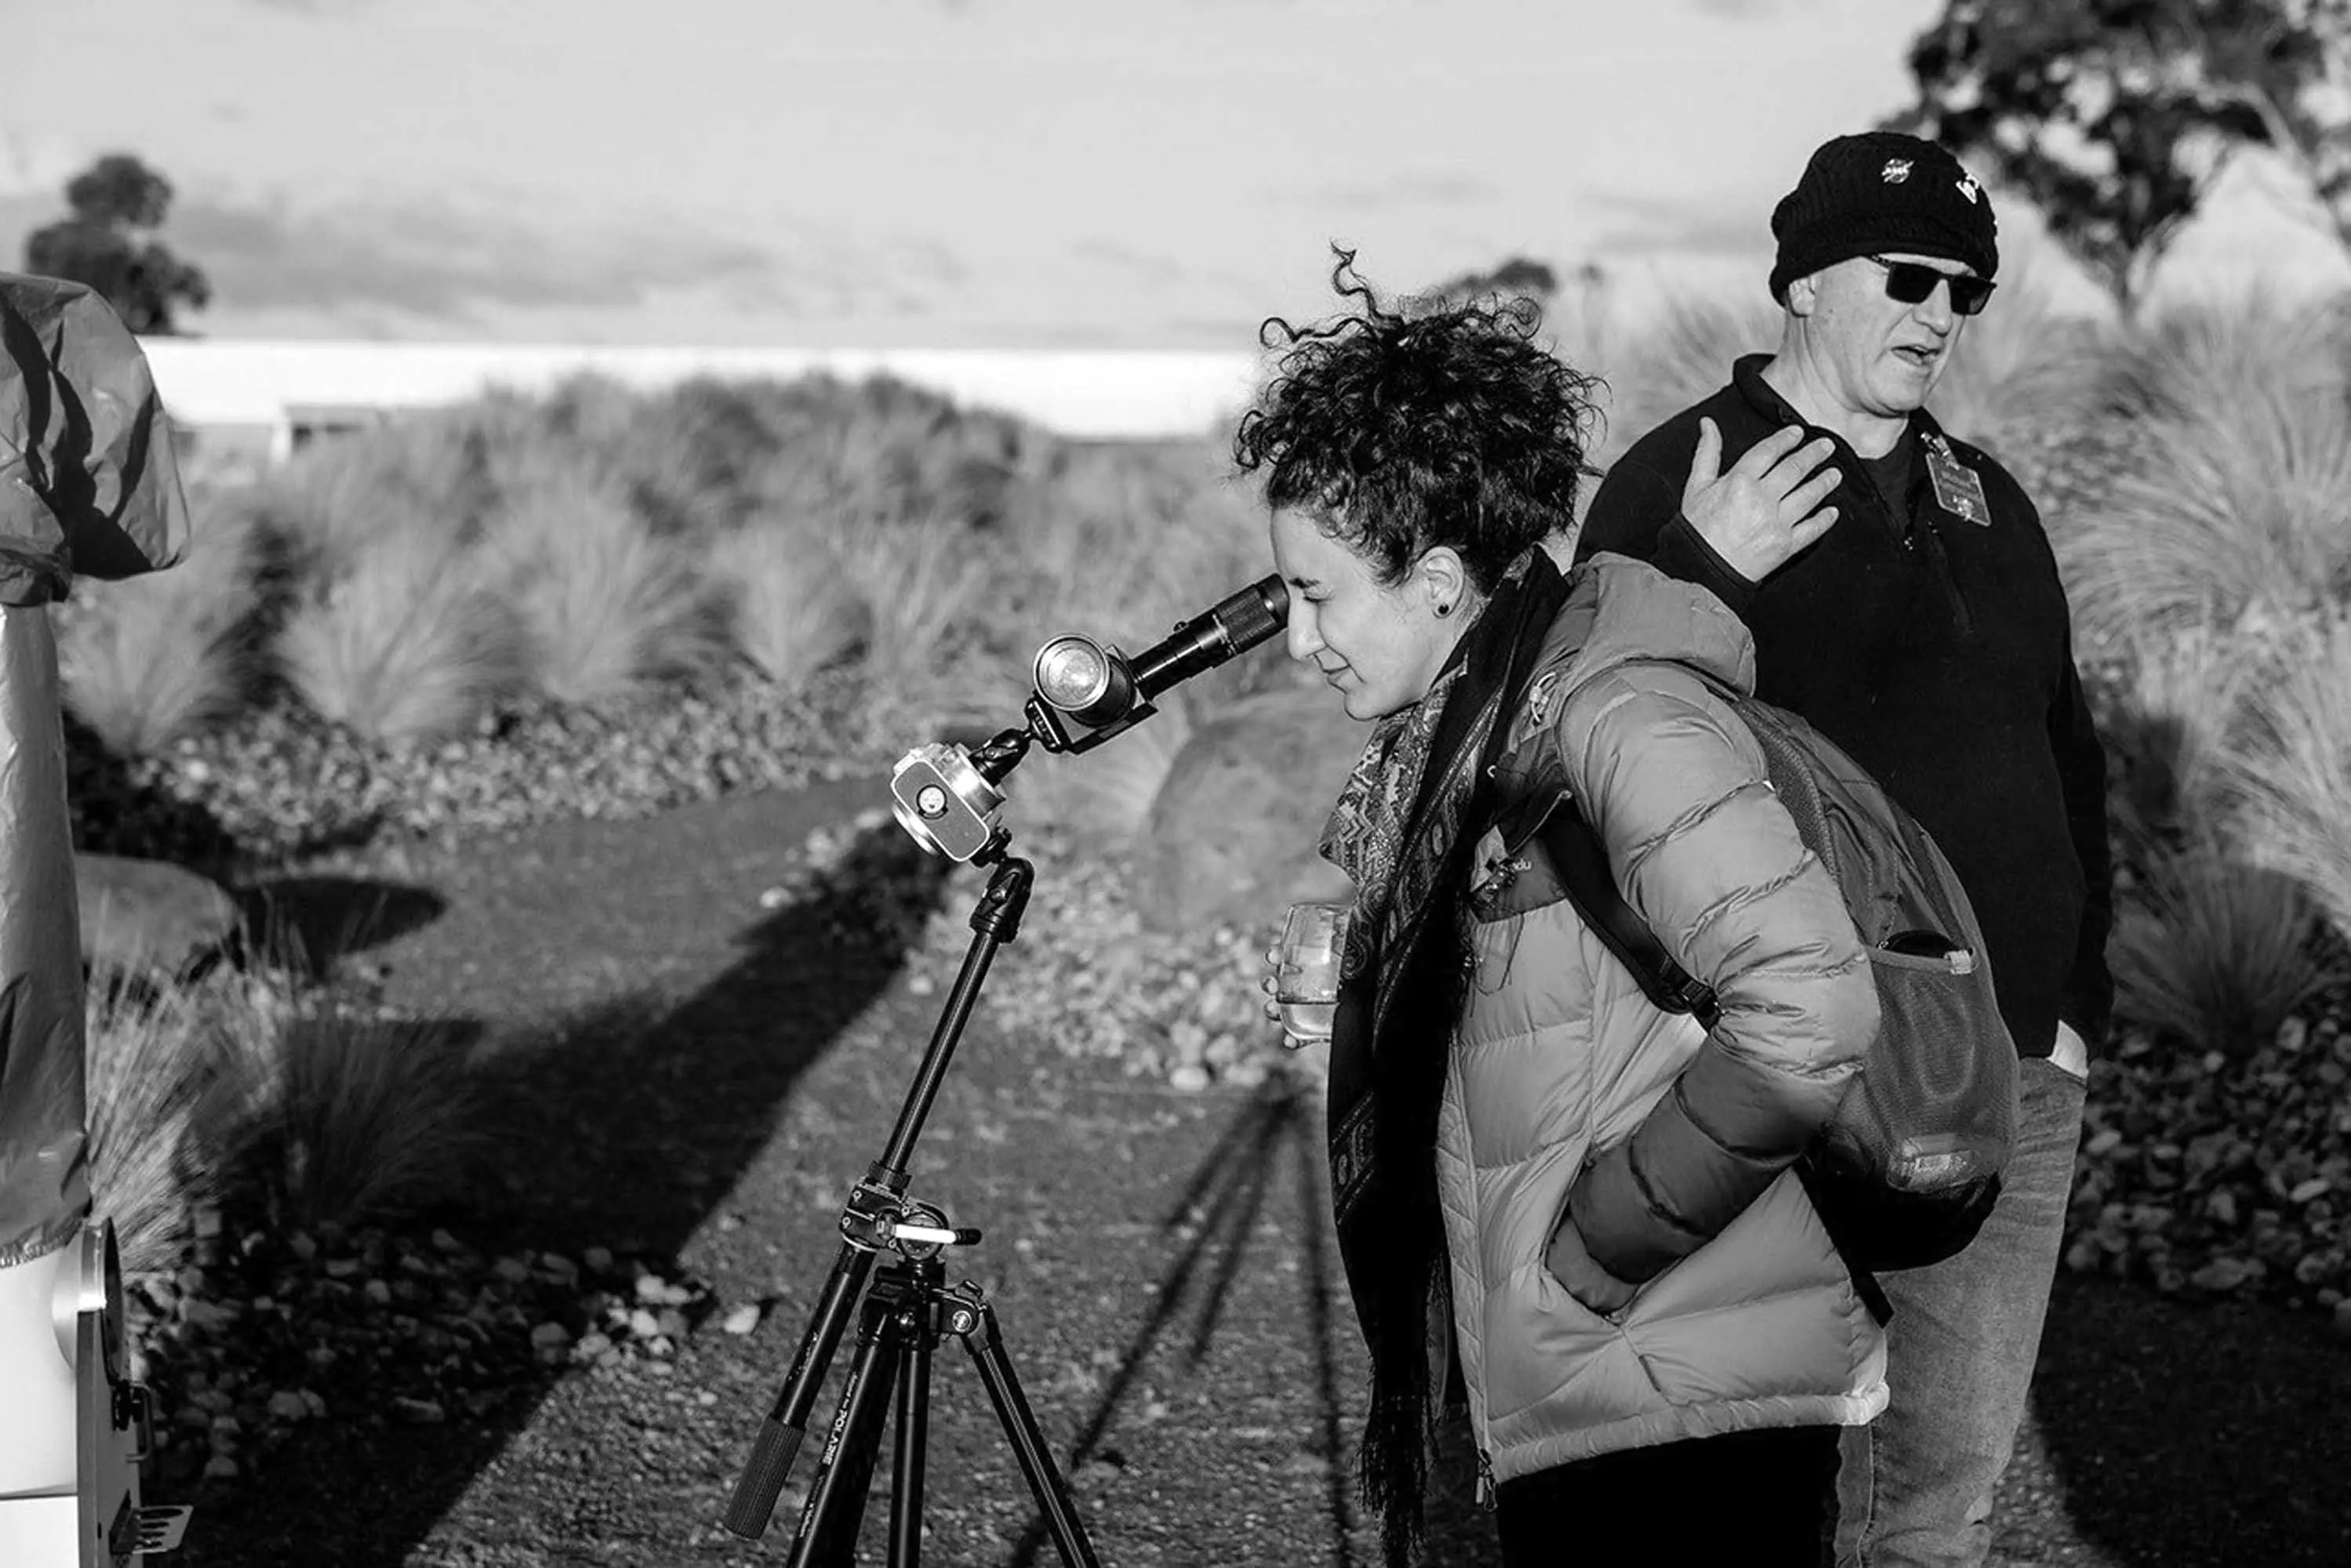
938, 1280, 994, 1344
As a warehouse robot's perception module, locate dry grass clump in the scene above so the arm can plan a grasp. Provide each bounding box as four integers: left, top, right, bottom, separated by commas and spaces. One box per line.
85, 971, 231, 1275
276, 529, 522, 743
711, 517, 871, 684
86, 954, 481, 1269
1927, 262, 2112, 463
2057, 395, 2351, 648
2108, 837, 2342, 1061
57, 501, 263, 754
2217, 612, 2351, 941
475, 465, 724, 706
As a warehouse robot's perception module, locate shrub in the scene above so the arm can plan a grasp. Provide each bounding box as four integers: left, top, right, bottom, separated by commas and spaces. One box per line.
2093, 624, 2258, 862
2219, 612, 2351, 939
2100, 286, 2351, 431
201, 997, 479, 1232
1589, 292, 1780, 477
2108, 839, 2339, 1059
247, 412, 485, 584
474, 465, 721, 706
85, 971, 227, 1275
56, 501, 261, 754
828, 513, 994, 716
711, 517, 870, 687
2054, 397, 2351, 648
1927, 261, 2109, 465
276, 528, 521, 742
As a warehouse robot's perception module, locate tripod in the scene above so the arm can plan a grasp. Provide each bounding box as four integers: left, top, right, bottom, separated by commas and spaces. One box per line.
723, 837, 1103, 1568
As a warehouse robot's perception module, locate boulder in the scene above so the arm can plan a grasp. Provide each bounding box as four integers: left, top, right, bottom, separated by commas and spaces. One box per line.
1132, 684, 1366, 936
76, 852, 242, 976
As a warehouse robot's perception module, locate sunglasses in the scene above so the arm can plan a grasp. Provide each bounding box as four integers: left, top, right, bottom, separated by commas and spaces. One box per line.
1869, 256, 1996, 317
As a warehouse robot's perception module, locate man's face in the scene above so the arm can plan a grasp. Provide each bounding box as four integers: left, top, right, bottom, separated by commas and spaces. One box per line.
1794, 252, 1978, 419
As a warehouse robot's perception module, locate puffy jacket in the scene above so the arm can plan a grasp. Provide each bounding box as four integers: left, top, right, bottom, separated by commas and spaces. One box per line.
1436, 553, 1888, 1488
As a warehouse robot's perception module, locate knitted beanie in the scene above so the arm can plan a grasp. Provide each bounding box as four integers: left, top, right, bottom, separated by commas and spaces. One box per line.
1768, 132, 1998, 301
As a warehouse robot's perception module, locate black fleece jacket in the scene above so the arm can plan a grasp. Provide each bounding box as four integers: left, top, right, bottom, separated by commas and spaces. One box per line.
1576, 354, 2113, 1061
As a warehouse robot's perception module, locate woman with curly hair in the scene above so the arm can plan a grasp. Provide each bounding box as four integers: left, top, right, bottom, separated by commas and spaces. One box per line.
1237, 255, 1888, 1566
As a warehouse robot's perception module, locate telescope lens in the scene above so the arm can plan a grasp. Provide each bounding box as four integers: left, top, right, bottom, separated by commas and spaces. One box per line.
1034, 636, 1113, 711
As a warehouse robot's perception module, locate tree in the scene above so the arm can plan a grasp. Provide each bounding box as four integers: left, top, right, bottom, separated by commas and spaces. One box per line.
24, 154, 211, 335
1894, 0, 2351, 309
1426, 255, 1564, 308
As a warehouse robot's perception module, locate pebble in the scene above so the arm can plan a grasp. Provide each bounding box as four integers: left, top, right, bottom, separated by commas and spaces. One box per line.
721, 1304, 764, 1336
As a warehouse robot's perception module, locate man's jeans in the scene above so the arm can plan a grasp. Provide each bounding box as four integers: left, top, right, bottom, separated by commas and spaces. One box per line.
1833, 1054, 2089, 1567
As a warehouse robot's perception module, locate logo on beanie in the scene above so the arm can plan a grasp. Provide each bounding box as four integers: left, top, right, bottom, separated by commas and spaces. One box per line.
1881, 158, 1913, 183
1956, 171, 1982, 203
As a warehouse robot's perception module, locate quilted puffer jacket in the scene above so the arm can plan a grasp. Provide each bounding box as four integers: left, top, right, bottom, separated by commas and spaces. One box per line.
1436, 553, 1888, 1491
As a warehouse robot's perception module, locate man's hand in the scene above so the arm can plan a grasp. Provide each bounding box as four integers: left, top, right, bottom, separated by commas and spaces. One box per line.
1680, 418, 1842, 583
1544, 1212, 1640, 1318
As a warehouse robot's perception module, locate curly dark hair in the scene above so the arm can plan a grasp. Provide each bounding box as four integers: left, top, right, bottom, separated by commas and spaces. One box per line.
1233, 248, 1603, 593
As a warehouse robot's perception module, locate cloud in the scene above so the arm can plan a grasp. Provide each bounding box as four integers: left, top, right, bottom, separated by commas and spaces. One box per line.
1582, 187, 1773, 259
163, 191, 957, 325
1297, 171, 1497, 212
1074, 238, 1189, 285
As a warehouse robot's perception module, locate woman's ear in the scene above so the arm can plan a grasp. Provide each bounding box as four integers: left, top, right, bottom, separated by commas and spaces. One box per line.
1417, 546, 1469, 618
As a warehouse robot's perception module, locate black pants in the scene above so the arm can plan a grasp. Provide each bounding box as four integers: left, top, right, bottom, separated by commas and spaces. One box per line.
1493, 1425, 1840, 1566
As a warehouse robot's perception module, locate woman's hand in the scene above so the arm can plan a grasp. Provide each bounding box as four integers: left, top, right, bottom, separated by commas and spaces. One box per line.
1545, 1214, 1640, 1317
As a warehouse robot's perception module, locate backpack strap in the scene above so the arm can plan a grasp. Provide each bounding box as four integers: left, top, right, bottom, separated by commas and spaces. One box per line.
1532, 794, 1724, 1034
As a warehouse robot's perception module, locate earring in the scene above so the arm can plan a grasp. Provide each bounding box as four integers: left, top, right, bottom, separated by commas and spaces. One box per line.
1436, 601, 1453, 618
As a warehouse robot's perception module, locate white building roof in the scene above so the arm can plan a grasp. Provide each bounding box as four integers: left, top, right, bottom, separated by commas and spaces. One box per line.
136, 339, 1266, 441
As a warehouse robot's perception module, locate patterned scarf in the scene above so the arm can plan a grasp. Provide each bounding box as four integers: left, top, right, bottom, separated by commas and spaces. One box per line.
1317, 546, 1571, 1567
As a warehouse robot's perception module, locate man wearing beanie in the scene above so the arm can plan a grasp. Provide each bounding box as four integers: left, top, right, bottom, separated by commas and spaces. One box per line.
1575, 130, 2113, 1568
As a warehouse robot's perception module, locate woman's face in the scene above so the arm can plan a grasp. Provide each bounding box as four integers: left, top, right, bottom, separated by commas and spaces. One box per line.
1270, 506, 1465, 720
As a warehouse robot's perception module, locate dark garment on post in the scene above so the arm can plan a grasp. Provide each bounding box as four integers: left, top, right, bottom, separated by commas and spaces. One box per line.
1575, 354, 2113, 1062
1494, 1425, 1841, 1566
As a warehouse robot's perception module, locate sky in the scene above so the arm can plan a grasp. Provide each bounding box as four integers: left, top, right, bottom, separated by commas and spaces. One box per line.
6, 0, 2345, 349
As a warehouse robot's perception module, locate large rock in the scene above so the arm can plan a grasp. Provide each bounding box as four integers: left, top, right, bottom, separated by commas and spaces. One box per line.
1132, 684, 1366, 936
76, 852, 242, 976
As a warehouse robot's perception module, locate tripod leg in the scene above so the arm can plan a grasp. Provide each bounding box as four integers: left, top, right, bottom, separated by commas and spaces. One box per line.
948, 1290, 1105, 1568
787, 1289, 901, 1568
887, 1298, 935, 1568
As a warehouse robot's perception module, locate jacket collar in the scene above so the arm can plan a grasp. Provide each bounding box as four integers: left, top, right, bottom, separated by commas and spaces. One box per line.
1728, 352, 1957, 456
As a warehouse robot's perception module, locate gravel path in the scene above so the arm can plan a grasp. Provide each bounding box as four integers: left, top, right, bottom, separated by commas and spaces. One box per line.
156, 779, 2350, 1567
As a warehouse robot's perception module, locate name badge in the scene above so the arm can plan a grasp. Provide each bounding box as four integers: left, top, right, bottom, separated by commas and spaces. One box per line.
1923, 434, 1992, 527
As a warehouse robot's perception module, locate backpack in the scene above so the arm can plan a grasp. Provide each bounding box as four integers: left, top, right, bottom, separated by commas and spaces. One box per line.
1505, 675, 2020, 1316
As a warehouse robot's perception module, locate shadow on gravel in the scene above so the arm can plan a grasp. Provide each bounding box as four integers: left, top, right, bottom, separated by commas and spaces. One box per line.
176, 819, 954, 1568
1005, 1076, 1364, 1568
2029, 1273, 2351, 1567
233, 875, 451, 978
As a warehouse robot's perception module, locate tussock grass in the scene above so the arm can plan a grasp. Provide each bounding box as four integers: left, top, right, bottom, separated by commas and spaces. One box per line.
476, 466, 722, 706
2101, 287, 2351, 432
2054, 397, 2351, 648
830, 514, 994, 714
712, 517, 870, 686
1928, 264, 2109, 462
85, 971, 227, 1275
2096, 626, 2258, 858
1014, 688, 1199, 849
277, 530, 521, 742
1593, 292, 1781, 472
250, 412, 484, 579
58, 503, 262, 753
204, 1001, 478, 1232
2218, 612, 2351, 939
2109, 839, 2341, 1058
